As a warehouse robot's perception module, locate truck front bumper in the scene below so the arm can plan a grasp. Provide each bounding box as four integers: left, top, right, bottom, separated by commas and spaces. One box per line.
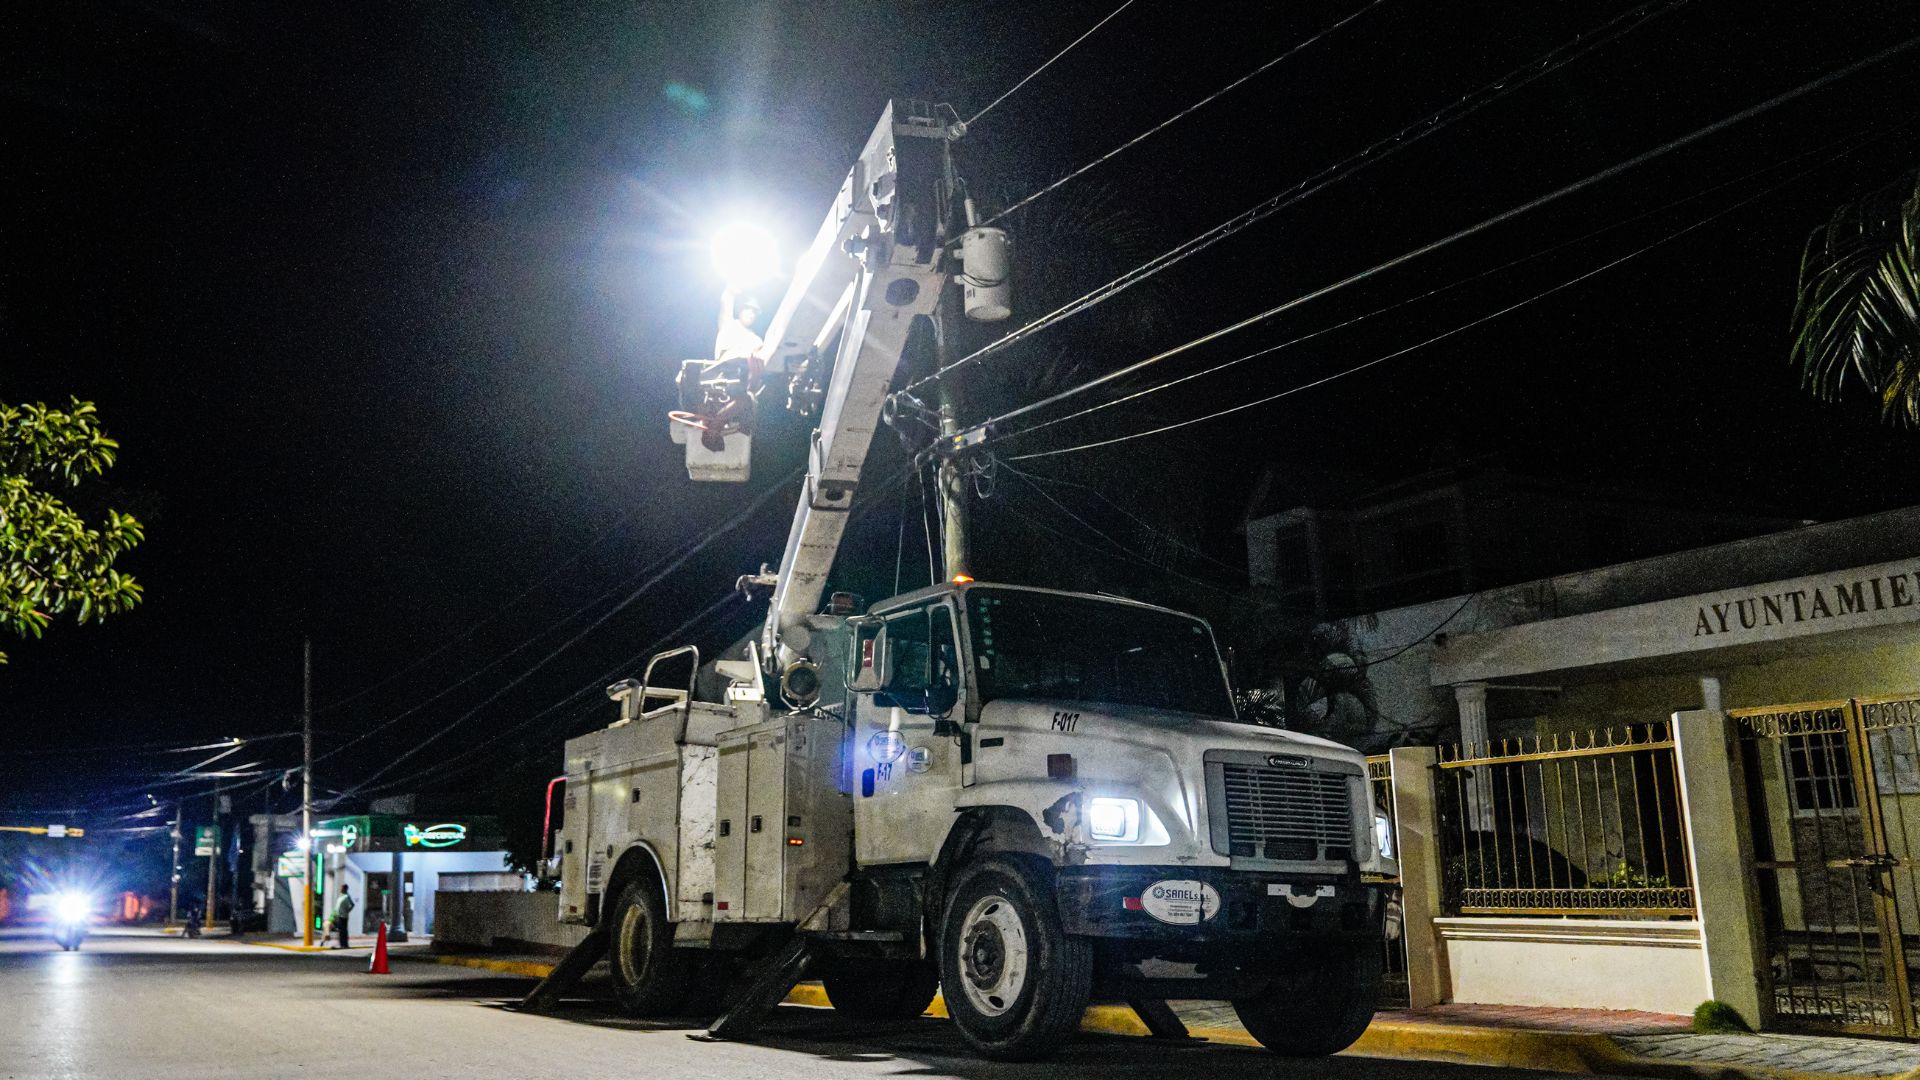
1055, 865, 1384, 946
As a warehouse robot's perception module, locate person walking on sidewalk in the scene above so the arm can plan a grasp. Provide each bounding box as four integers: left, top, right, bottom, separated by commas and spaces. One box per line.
330, 885, 355, 949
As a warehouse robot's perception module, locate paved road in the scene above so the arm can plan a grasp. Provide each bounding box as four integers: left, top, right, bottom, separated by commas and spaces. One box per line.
1, 925, 1600, 1080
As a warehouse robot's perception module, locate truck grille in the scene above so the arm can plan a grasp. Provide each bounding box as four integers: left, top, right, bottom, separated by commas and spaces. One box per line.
1219, 763, 1354, 862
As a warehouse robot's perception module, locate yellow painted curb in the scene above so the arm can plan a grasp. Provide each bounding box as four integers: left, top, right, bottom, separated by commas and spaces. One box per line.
1346, 1021, 1627, 1073
774, 984, 1249, 1042
433, 955, 1886, 1080
244, 941, 335, 953
431, 955, 565, 979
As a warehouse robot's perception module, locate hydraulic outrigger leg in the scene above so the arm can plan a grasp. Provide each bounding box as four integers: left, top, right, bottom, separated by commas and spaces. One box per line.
696, 934, 816, 1042
516, 924, 609, 1013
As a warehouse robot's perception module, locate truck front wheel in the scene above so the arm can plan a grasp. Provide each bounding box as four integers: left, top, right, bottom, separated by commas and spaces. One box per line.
938, 855, 1093, 1061
607, 879, 691, 1016
1231, 938, 1382, 1056
822, 960, 939, 1020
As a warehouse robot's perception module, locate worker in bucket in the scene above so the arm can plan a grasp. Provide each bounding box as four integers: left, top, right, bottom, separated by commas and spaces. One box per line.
331, 884, 355, 949
715, 288, 765, 365
677, 288, 765, 452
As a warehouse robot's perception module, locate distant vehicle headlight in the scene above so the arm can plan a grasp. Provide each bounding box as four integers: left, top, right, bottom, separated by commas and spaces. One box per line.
1374, 812, 1395, 861
54, 892, 91, 923
1088, 797, 1141, 843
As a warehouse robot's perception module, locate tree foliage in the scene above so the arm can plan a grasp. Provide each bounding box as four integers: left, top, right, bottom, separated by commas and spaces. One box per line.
1789, 169, 1920, 426
0, 399, 145, 662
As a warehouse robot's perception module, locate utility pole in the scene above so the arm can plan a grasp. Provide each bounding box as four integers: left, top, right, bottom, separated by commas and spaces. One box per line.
935, 279, 970, 581
301, 637, 314, 948
259, 779, 272, 927
204, 789, 220, 931
168, 799, 183, 925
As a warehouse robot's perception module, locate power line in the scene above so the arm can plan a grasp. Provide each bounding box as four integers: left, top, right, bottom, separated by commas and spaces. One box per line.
998, 459, 1246, 577
1000, 466, 1244, 598
977, 0, 1389, 230
905, 0, 1692, 399
340, 465, 918, 799
0, 732, 298, 759
336, 473, 804, 794
963, 0, 1140, 130
1009, 138, 1866, 462
314, 505, 649, 716
311, 467, 803, 768
1000, 115, 1911, 444
976, 36, 1920, 452
343, 591, 747, 799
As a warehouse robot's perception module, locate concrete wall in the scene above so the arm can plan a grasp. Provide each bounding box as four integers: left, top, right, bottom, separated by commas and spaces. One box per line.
433, 889, 589, 954
1436, 917, 1709, 1015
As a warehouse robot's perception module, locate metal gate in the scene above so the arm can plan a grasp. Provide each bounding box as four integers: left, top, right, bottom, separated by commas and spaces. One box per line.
1367, 755, 1409, 1008
1732, 694, 1920, 1037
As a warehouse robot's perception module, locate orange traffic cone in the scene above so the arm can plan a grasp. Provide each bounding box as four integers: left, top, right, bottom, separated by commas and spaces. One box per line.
368, 921, 390, 974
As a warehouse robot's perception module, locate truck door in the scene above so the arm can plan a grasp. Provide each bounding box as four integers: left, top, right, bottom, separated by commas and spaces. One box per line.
853, 600, 967, 866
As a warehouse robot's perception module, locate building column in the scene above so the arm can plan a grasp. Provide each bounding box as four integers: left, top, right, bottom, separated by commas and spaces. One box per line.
1390, 745, 1449, 1008
1699, 675, 1724, 714
388, 848, 408, 942
1454, 682, 1492, 830
1673, 707, 1768, 1028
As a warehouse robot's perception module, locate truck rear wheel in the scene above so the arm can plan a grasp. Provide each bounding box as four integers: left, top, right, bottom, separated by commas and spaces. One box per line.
822, 960, 939, 1020
1231, 938, 1382, 1056
939, 855, 1093, 1061
608, 879, 691, 1016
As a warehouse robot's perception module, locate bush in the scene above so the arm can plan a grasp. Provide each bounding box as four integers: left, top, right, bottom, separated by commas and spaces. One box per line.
1692, 1000, 1752, 1034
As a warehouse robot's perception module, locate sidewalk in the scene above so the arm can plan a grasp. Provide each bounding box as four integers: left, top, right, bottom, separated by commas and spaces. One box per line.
290, 943, 1920, 1079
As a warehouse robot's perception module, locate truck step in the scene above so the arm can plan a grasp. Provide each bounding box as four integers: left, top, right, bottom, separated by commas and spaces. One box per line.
807, 930, 903, 942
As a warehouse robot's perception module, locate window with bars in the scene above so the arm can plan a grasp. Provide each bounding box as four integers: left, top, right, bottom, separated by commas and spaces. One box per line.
1784, 732, 1858, 816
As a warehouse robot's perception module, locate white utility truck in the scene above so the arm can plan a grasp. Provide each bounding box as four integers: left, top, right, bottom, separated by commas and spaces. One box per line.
547, 100, 1392, 1061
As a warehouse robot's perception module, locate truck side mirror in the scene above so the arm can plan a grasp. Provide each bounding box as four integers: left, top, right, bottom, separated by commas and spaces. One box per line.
849, 619, 891, 693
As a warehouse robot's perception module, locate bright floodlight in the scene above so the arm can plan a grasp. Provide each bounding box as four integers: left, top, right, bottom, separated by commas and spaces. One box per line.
711, 222, 779, 288
54, 892, 90, 922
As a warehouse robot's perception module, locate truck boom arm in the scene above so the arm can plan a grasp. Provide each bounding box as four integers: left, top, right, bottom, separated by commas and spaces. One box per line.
729, 101, 957, 665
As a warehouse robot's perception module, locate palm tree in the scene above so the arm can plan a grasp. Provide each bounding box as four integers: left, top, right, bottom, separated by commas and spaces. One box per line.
1789, 169, 1919, 427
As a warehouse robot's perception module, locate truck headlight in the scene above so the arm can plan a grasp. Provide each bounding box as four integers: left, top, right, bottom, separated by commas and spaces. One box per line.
1087, 797, 1141, 843
1374, 812, 1394, 860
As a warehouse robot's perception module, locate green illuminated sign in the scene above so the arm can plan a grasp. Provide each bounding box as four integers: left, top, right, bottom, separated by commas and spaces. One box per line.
403, 822, 467, 848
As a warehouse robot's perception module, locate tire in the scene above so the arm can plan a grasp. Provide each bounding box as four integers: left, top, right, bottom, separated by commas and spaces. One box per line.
607, 879, 692, 1016
822, 959, 940, 1021
938, 855, 1093, 1061
1231, 938, 1383, 1056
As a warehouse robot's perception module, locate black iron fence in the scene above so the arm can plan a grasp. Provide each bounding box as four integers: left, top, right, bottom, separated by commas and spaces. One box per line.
1436, 722, 1694, 918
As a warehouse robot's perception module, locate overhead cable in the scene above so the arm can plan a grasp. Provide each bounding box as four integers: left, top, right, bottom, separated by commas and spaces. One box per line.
343, 591, 744, 799
963, 0, 1140, 130
313, 467, 803, 768
974, 35, 1920, 450
337, 472, 804, 793
977, 0, 1390, 231
314, 504, 649, 716
904, 0, 1692, 398
1009, 139, 1872, 461
1002, 115, 1911, 444
344, 466, 917, 798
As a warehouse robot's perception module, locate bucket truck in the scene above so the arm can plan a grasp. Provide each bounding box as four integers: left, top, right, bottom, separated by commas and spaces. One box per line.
547, 100, 1391, 1061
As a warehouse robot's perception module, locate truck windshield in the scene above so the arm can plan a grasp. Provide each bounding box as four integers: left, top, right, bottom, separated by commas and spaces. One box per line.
966, 590, 1235, 718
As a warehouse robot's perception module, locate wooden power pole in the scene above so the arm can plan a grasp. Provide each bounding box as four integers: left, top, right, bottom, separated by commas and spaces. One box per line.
301, 637, 314, 948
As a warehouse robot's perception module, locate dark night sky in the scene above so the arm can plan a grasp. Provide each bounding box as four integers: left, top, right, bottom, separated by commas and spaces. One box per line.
3, 2, 1918, 848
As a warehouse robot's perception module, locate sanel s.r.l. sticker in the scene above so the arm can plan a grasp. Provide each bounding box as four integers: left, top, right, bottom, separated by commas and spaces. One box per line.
1139, 879, 1221, 925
